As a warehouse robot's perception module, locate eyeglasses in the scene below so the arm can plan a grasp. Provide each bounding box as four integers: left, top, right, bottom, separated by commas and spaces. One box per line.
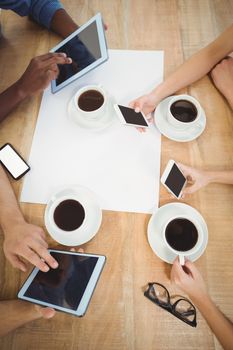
144, 282, 197, 327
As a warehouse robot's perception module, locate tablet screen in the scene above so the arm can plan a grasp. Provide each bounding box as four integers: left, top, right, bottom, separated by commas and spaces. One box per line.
23, 252, 98, 311
55, 21, 101, 87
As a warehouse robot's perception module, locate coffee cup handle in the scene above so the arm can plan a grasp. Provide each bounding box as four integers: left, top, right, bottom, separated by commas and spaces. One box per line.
179, 254, 185, 266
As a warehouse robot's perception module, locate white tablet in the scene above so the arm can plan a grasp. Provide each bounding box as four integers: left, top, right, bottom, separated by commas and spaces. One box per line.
50, 13, 108, 93
18, 250, 106, 317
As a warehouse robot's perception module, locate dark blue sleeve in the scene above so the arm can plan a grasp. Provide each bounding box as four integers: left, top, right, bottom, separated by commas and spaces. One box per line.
0, 0, 63, 29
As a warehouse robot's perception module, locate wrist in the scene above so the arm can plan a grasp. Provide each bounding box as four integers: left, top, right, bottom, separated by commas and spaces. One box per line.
1, 215, 25, 235
151, 84, 168, 104
13, 79, 30, 101
206, 170, 225, 184
50, 9, 79, 38
190, 290, 211, 308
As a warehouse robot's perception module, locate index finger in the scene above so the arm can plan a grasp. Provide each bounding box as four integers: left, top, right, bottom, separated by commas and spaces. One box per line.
22, 247, 51, 272
38, 248, 59, 269
37, 52, 68, 61
42, 55, 72, 68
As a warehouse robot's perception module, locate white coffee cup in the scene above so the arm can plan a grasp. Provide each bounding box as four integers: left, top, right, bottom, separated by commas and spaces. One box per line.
162, 214, 203, 265
167, 94, 202, 130
49, 195, 86, 229
73, 85, 108, 121
45, 194, 89, 246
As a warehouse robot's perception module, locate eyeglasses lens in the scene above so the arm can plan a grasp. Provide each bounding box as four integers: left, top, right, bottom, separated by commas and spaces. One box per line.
149, 284, 169, 306
174, 299, 196, 323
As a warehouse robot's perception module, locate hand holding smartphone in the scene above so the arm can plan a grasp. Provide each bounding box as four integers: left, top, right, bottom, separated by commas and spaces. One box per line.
0, 143, 30, 180
161, 160, 187, 199
114, 104, 149, 128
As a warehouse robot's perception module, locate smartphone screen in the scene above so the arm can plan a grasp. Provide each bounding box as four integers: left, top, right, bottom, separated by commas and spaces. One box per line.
164, 163, 186, 197
0, 144, 30, 180
116, 105, 149, 127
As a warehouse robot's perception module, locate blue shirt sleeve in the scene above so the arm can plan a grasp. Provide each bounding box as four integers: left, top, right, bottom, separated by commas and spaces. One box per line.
0, 1, 63, 29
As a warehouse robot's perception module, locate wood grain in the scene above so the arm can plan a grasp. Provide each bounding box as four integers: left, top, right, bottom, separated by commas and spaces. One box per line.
0, 1, 233, 349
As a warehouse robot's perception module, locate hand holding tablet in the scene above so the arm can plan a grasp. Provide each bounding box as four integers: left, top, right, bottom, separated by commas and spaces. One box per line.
18, 250, 106, 317
50, 13, 108, 93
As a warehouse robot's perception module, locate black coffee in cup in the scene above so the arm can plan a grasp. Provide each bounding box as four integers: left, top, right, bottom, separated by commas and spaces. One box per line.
78, 90, 104, 112
170, 100, 197, 122
53, 199, 85, 231
165, 218, 198, 251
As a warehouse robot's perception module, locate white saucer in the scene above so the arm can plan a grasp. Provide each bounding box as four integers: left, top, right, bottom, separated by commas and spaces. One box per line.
67, 95, 118, 131
147, 202, 208, 264
44, 185, 102, 246
154, 97, 206, 142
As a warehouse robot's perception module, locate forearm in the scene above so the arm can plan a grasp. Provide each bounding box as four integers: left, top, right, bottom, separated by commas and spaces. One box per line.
153, 50, 217, 101
0, 81, 28, 123
152, 24, 233, 102
0, 167, 24, 232
206, 170, 233, 185
50, 9, 79, 38
193, 295, 233, 350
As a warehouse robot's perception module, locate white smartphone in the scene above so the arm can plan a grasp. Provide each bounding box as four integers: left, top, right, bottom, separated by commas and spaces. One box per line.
18, 250, 106, 317
0, 143, 30, 180
114, 104, 149, 128
161, 160, 187, 199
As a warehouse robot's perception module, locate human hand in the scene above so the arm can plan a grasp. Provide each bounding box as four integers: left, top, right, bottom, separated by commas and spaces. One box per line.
170, 257, 208, 302
3, 220, 58, 272
177, 162, 211, 196
129, 92, 161, 132
16, 53, 72, 99
211, 57, 233, 109
129, 92, 160, 116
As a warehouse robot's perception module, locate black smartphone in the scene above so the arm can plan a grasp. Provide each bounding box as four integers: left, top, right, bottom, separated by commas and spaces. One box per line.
0, 143, 30, 180
114, 104, 149, 128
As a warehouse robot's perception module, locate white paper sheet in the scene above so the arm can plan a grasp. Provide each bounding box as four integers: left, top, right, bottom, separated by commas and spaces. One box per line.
20, 50, 163, 213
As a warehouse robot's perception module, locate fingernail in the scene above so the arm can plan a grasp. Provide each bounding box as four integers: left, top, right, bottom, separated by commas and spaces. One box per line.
52, 261, 59, 268
61, 52, 67, 57
44, 265, 49, 272
135, 107, 140, 113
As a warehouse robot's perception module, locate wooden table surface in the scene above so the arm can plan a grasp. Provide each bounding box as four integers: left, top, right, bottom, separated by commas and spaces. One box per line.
0, 1, 233, 349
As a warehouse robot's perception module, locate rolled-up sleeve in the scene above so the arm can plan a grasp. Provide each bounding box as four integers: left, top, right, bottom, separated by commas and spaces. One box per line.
0, 1, 63, 29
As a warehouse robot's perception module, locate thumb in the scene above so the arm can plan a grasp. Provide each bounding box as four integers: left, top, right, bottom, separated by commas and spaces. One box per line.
176, 162, 191, 177
45, 69, 57, 85
171, 256, 185, 280
8, 254, 27, 272
129, 98, 145, 113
